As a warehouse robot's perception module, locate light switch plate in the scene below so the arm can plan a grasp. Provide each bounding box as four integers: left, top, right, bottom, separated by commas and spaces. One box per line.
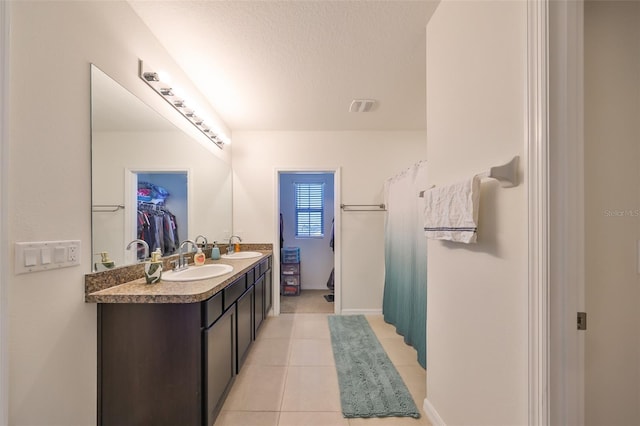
41, 248, 52, 265
15, 240, 81, 274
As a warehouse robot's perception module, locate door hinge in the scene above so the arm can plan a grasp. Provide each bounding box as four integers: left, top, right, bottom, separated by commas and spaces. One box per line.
577, 312, 587, 330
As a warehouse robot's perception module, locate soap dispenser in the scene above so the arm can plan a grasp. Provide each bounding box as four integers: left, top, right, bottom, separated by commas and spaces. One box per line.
194, 247, 206, 266
99, 252, 115, 269
144, 248, 163, 284
211, 242, 221, 260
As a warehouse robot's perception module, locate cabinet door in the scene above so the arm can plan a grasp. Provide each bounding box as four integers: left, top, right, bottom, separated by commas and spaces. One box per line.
264, 267, 272, 315
204, 307, 235, 426
236, 286, 254, 372
254, 275, 264, 334
99, 303, 201, 426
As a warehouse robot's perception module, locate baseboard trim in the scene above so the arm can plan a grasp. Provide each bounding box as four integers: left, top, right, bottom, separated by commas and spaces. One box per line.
424, 398, 446, 426
340, 308, 382, 316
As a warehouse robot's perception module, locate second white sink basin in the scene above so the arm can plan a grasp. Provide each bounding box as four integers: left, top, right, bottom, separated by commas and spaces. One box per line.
221, 251, 263, 260
162, 263, 233, 282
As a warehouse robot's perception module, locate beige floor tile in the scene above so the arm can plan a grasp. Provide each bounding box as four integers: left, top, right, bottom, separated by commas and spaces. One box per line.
289, 338, 335, 366
222, 365, 287, 411
280, 289, 335, 314
396, 365, 427, 403
348, 415, 431, 426
292, 315, 331, 339
278, 411, 349, 426
365, 315, 402, 339
214, 312, 429, 426
245, 338, 292, 366
214, 410, 279, 426
378, 337, 419, 366
281, 366, 341, 411
259, 316, 295, 340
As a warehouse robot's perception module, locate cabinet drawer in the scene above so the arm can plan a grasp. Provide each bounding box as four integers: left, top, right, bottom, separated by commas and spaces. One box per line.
224, 275, 247, 311
203, 291, 224, 328
258, 259, 269, 276
246, 268, 255, 286
280, 263, 299, 275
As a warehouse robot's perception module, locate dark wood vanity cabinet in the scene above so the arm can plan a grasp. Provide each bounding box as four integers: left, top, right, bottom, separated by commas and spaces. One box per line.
254, 275, 265, 332
97, 255, 272, 426
236, 285, 254, 372
98, 303, 203, 426
254, 257, 272, 334
204, 305, 235, 426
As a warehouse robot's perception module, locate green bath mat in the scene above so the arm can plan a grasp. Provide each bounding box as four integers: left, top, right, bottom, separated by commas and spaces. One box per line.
328, 315, 421, 419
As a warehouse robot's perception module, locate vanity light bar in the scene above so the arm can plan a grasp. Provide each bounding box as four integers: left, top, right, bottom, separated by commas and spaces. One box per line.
138, 60, 230, 148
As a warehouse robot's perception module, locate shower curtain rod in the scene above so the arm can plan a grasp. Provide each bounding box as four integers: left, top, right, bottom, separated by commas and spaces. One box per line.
340, 203, 386, 211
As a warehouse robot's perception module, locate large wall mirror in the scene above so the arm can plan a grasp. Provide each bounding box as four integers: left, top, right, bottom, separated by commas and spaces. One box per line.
91, 65, 232, 271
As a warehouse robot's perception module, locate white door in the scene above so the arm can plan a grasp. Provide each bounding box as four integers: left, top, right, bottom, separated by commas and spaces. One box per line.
583, 2, 640, 424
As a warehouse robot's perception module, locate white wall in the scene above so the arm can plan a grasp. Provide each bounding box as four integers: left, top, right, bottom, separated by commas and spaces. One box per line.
425, 1, 528, 425
8, 2, 229, 424
279, 173, 334, 290
584, 2, 640, 424
232, 131, 426, 312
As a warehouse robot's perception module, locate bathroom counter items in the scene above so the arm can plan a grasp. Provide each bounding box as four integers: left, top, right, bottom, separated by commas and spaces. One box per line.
85, 249, 272, 304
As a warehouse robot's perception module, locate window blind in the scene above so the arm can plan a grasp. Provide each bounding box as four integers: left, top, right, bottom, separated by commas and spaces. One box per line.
295, 183, 324, 237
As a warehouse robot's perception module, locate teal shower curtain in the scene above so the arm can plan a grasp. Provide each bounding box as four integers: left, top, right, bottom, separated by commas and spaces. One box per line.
382, 161, 428, 368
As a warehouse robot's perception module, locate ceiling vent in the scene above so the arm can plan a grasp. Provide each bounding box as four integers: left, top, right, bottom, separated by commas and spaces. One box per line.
349, 99, 376, 113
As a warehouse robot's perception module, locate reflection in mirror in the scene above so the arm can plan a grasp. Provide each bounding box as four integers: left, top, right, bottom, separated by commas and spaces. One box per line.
91, 65, 232, 271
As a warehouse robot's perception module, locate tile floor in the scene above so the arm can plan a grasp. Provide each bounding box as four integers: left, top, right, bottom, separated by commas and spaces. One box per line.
214, 313, 431, 426
280, 290, 335, 314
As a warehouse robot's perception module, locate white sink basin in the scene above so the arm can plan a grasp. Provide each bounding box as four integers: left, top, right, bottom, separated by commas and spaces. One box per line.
221, 251, 263, 260
162, 263, 233, 282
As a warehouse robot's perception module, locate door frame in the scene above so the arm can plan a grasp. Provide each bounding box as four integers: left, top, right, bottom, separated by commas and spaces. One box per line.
540, 0, 586, 424
527, 0, 551, 423
0, 0, 9, 422
273, 167, 341, 316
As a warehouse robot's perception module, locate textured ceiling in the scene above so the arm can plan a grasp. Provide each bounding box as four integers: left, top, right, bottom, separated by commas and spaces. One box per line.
128, 1, 437, 131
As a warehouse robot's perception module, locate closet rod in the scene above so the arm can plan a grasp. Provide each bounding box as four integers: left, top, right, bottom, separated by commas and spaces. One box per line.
340, 203, 386, 211
92, 204, 124, 212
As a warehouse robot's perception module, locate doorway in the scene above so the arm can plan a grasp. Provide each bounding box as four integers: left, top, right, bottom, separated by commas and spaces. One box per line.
582, 2, 640, 424
548, 1, 640, 424
275, 169, 339, 314
124, 169, 188, 264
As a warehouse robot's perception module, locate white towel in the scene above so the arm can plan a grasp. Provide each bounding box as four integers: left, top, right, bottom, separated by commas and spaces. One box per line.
423, 176, 480, 244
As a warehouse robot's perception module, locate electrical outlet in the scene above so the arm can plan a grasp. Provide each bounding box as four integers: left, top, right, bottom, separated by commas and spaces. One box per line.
68, 244, 78, 262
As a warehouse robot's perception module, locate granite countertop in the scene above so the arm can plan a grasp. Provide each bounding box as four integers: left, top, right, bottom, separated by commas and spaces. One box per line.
85, 250, 272, 304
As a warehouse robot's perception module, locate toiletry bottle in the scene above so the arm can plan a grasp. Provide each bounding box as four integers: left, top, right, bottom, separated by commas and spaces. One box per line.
144, 248, 163, 284
194, 247, 206, 266
211, 242, 221, 260
234, 242, 241, 252
100, 252, 115, 269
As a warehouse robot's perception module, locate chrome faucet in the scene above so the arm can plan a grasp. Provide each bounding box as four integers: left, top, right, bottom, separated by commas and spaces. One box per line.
228, 235, 242, 254
126, 239, 149, 261
195, 234, 208, 250
176, 239, 197, 270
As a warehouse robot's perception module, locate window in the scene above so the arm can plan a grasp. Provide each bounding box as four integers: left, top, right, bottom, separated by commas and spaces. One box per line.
295, 182, 324, 238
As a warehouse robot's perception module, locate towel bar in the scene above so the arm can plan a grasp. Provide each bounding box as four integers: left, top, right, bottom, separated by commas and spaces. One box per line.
477, 156, 519, 187
419, 155, 520, 197
340, 203, 386, 211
